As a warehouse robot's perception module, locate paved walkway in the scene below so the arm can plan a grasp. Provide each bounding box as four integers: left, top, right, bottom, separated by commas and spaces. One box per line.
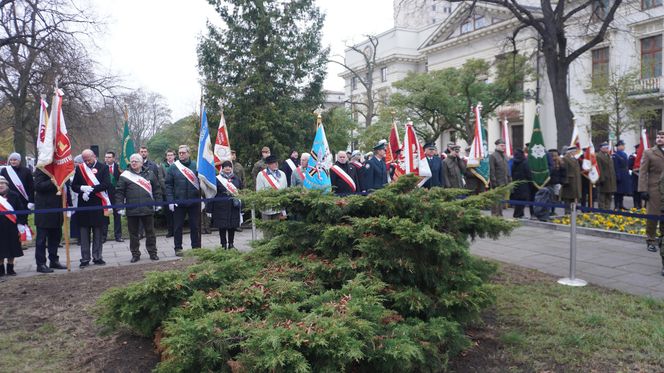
7, 220, 664, 299
470, 224, 664, 299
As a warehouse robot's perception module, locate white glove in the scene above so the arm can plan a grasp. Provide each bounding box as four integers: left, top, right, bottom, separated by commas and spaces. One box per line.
82, 192, 90, 201
80, 185, 94, 193
169, 203, 177, 212
154, 206, 162, 212
118, 209, 125, 216
201, 202, 206, 211
206, 213, 212, 218
17, 224, 26, 234
27, 203, 35, 210
66, 211, 72, 218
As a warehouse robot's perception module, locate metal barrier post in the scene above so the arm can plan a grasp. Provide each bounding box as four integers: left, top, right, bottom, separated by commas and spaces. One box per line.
251, 206, 257, 241
558, 201, 587, 287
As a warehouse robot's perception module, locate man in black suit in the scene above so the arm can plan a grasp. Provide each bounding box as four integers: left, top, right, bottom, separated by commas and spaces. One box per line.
422, 143, 445, 188
102, 151, 123, 242
362, 140, 389, 193
72, 149, 111, 267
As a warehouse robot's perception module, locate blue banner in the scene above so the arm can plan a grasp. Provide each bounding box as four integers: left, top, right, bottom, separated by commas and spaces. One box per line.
303, 123, 332, 192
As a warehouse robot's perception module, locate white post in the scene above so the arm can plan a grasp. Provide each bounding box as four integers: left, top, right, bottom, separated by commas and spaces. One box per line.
251, 206, 257, 241
558, 201, 587, 286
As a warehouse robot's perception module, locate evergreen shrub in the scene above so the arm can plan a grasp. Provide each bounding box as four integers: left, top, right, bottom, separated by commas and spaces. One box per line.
97, 175, 516, 372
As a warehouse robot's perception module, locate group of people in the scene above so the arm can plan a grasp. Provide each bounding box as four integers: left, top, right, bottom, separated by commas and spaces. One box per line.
3, 132, 664, 276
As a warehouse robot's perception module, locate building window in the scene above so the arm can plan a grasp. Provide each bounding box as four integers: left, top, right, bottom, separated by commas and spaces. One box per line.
592, 0, 611, 21
432, 18, 437, 23
591, 47, 609, 87
643, 0, 663, 10
432, 5, 436, 10
424, 61, 429, 73
380, 67, 387, 82
474, 16, 486, 29
646, 109, 662, 145
460, 19, 473, 34
641, 35, 662, 79
460, 15, 487, 34
351, 77, 357, 91
591, 114, 610, 146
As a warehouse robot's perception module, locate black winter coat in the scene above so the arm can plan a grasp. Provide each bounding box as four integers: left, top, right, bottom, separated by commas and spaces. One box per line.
72, 161, 111, 227
510, 156, 533, 201
548, 163, 567, 186
422, 156, 445, 188
165, 160, 199, 206
34, 168, 70, 228
0, 189, 26, 259
114, 167, 162, 216
613, 151, 632, 195
207, 175, 242, 229
331, 161, 360, 195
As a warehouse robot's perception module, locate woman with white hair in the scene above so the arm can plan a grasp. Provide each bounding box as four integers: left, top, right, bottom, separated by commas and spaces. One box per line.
114, 153, 162, 262
0, 176, 25, 275
0, 152, 34, 211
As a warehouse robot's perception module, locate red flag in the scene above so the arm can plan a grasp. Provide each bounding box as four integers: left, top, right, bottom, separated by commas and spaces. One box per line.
582, 142, 600, 184
402, 122, 431, 187
213, 110, 231, 171
43, 89, 74, 190
633, 128, 649, 170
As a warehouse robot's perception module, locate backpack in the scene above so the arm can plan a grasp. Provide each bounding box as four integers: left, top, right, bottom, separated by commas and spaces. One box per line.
533, 186, 554, 221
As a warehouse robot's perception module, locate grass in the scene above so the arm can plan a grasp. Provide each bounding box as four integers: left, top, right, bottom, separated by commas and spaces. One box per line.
0, 327, 71, 372
492, 265, 664, 372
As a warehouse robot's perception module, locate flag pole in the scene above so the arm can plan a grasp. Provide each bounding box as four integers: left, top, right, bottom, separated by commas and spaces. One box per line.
53, 74, 71, 272
199, 90, 204, 247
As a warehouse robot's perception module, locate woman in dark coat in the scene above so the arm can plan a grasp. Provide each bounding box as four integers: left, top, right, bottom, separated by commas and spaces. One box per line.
613, 140, 632, 210
207, 161, 243, 249
510, 149, 533, 219
0, 176, 25, 275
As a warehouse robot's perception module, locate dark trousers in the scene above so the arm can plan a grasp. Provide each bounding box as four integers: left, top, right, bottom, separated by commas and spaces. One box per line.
127, 215, 156, 257
35, 227, 61, 265
80, 226, 103, 263
513, 205, 526, 218
614, 194, 625, 210
165, 207, 174, 236
632, 192, 642, 209
173, 204, 201, 250
70, 214, 80, 239
219, 228, 235, 248
102, 209, 122, 241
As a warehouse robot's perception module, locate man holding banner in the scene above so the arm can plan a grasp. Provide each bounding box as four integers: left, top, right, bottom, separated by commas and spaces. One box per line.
72, 149, 111, 268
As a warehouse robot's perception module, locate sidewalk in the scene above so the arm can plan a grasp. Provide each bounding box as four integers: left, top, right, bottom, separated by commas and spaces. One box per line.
470, 224, 664, 299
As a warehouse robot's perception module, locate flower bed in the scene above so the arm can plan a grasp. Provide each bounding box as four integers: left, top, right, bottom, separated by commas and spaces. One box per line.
551, 208, 646, 236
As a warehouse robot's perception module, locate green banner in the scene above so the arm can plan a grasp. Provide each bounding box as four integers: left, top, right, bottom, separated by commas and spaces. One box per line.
119, 120, 134, 171
527, 114, 550, 188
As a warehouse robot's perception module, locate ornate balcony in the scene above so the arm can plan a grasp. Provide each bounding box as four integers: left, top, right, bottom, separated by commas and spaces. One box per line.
628, 77, 662, 97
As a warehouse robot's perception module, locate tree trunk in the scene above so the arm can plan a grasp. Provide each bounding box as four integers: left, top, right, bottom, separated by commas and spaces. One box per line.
544, 55, 574, 149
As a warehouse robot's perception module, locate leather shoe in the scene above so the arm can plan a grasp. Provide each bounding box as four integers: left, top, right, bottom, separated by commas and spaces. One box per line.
79, 261, 89, 268
115, 238, 125, 242
647, 244, 658, 253
174, 250, 183, 257
49, 261, 67, 270
149, 254, 159, 261
130, 256, 140, 263
166, 233, 173, 238
93, 259, 106, 265
36, 264, 54, 273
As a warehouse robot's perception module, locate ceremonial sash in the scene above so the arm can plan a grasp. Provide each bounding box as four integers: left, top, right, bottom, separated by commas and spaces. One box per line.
175, 160, 200, 190
217, 174, 239, 196
78, 163, 112, 214
295, 166, 305, 182
120, 170, 153, 199
285, 159, 297, 172
331, 165, 356, 192
351, 161, 363, 170
19, 224, 33, 242
261, 169, 282, 190
5, 166, 28, 201
0, 195, 17, 224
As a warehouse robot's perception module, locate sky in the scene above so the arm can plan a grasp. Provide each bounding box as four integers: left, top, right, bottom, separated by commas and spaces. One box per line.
91, 0, 395, 120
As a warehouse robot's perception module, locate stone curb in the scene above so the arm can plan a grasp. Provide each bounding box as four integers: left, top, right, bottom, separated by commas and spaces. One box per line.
518, 219, 645, 244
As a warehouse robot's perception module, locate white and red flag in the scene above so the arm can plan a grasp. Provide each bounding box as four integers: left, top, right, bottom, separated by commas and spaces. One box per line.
582, 141, 600, 184
633, 128, 650, 171
570, 120, 583, 159
402, 121, 431, 187
37, 88, 74, 190
385, 121, 404, 181
213, 110, 232, 171
502, 116, 512, 158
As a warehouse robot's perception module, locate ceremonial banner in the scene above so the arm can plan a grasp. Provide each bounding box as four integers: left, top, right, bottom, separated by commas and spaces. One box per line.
468, 105, 490, 187
36, 97, 52, 168
570, 120, 583, 159
582, 141, 600, 184
304, 123, 332, 192
502, 117, 513, 158
197, 105, 218, 198
633, 128, 649, 170
527, 114, 550, 188
402, 122, 431, 187
41, 88, 74, 189
386, 121, 404, 180
213, 110, 231, 171
119, 115, 135, 171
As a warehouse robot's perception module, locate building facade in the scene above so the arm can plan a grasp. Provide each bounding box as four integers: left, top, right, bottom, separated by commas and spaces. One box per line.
340, 0, 664, 153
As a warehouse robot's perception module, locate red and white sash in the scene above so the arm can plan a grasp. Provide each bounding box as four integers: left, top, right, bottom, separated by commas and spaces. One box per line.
5, 166, 28, 201
351, 161, 363, 170
120, 170, 153, 199
285, 159, 297, 173
79, 163, 112, 214
0, 195, 17, 224
295, 166, 305, 182
331, 165, 356, 192
175, 160, 200, 190
261, 169, 282, 190
217, 174, 239, 196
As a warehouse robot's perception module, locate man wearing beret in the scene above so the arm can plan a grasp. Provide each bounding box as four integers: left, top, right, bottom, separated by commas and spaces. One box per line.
489, 139, 511, 216
362, 140, 389, 192
422, 143, 445, 188
596, 142, 616, 210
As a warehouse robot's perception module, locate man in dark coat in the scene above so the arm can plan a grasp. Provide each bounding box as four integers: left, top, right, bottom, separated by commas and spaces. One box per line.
280, 150, 300, 187
638, 131, 664, 254
165, 145, 200, 256
443, 145, 465, 188
33, 168, 69, 273
331, 150, 360, 195
422, 143, 445, 188
613, 140, 632, 210
596, 142, 616, 210
1, 152, 34, 210
561, 146, 582, 214
490, 139, 511, 216
102, 151, 123, 242
161, 149, 176, 237
139, 146, 165, 236
362, 140, 389, 192
115, 153, 162, 262
510, 149, 533, 218
72, 149, 111, 267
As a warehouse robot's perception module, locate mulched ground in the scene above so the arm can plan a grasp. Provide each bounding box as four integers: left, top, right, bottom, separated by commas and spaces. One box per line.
0, 259, 574, 372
